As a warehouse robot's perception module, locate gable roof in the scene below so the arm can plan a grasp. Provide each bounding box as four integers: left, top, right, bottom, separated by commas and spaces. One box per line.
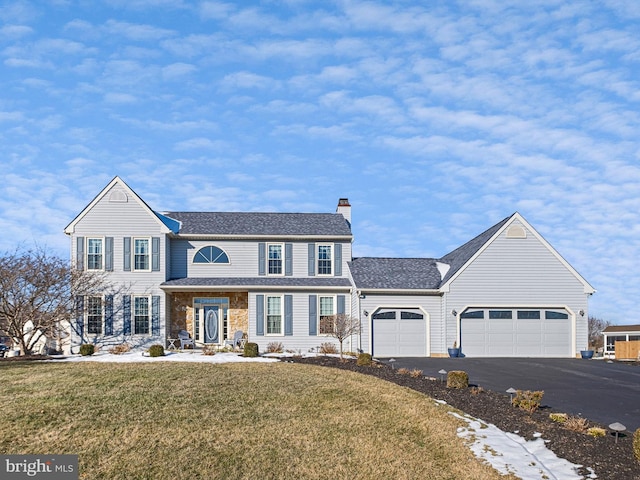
64, 176, 177, 235
602, 324, 640, 334
439, 212, 595, 294
164, 211, 352, 237
349, 257, 442, 291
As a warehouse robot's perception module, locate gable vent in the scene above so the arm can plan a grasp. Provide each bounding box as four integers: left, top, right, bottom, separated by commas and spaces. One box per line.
506, 225, 526, 238
109, 190, 128, 203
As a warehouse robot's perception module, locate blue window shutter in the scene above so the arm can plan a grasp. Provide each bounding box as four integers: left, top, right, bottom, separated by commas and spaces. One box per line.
76, 295, 84, 338
152, 237, 160, 272
284, 295, 293, 336
123, 295, 131, 335
76, 237, 84, 270
308, 243, 315, 276
256, 295, 264, 336
334, 243, 342, 276
105, 237, 114, 271
258, 243, 266, 276
123, 237, 131, 271
309, 295, 317, 336
285, 243, 293, 276
105, 295, 114, 335
151, 295, 160, 335
337, 295, 346, 315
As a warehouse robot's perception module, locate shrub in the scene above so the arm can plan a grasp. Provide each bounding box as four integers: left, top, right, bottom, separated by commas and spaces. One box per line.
319, 342, 338, 354
564, 416, 588, 433
79, 344, 94, 356
148, 344, 164, 357
587, 427, 606, 438
409, 369, 423, 378
266, 341, 284, 353
108, 343, 131, 355
397, 367, 410, 375
512, 390, 544, 414
356, 353, 373, 366
634, 428, 640, 462
447, 370, 469, 389
549, 413, 568, 423
244, 342, 259, 358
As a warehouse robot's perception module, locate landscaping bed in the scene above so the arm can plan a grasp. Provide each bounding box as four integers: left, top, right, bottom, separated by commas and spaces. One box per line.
286, 355, 640, 479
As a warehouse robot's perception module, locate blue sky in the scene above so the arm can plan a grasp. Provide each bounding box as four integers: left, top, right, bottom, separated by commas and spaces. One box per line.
1, 0, 639, 324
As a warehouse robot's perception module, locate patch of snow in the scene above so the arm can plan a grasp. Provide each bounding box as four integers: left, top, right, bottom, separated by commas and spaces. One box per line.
450, 412, 592, 480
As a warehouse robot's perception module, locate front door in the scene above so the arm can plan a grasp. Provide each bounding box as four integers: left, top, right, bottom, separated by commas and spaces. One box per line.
204, 306, 219, 343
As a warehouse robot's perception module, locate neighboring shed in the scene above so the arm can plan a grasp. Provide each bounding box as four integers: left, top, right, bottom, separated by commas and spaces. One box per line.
602, 324, 640, 359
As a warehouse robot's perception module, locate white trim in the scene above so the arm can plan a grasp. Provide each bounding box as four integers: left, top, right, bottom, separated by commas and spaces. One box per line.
132, 295, 152, 336
86, 295, 105, 336
316, 243, 334, 276
317, 294, 337, 336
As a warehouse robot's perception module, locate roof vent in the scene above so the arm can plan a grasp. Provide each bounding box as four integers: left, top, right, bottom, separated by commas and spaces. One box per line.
506, 225, 526, 238
109, 190, 128, 203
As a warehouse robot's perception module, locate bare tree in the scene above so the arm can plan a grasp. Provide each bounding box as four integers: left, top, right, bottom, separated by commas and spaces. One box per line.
588, 316, 611, 350
0, 246, 122, 355
320, 313, 361, 361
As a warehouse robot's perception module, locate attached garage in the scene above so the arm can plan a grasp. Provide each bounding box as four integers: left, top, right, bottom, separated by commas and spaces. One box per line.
372, 309, 427, 357
460, 308, 572, 357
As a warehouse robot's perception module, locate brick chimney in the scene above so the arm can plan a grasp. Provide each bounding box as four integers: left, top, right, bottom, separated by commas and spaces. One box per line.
336, 198, 351, 226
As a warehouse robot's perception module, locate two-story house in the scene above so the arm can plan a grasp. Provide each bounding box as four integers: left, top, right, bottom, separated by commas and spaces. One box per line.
64, 176, 595, 358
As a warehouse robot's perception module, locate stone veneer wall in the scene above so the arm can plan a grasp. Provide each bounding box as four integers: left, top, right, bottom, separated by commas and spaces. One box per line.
169, 291, 249, 341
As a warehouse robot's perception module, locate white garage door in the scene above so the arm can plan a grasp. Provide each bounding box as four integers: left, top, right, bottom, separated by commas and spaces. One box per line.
372, 309, 427, 357
461, 309, 572, 357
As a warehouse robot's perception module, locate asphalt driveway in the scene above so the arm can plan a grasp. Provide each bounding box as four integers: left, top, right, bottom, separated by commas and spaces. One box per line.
383, 357, 640, 431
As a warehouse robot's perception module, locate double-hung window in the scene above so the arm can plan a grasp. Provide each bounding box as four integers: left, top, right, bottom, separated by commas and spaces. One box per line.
318, 296, 335, 335
134, 296, 150, 334
267, 244, 283, 275
317, 244, 333, 275
266, 296, 282, 335
87, 296, 103, 334
87, 238, 103, 270
134, 238, 150, 271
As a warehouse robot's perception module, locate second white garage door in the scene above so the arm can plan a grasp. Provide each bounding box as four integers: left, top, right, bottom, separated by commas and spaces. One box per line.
372, 309, 427, 357
460, 308, 572, 357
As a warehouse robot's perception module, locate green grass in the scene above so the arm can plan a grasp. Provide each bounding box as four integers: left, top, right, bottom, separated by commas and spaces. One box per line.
0, 361, 509, 479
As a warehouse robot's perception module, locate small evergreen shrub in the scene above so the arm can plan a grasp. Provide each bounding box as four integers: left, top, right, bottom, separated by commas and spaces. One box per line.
79, 344, 95, 356
266, 341, 284, 353
587, 427, 606, 438
549, 413, 568, 423
633, 428, 640, 462
319, 342, 338, 354
512, 390, 544, 414
447, 370, 469, 389
356, 353, 372, 366
148, 344, 164, 357
244, 342, 259, 358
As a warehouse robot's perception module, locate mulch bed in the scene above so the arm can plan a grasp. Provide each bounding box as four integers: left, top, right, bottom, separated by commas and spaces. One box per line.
286, 355, 640, 479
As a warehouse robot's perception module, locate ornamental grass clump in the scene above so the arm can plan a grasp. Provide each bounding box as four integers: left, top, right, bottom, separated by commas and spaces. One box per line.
587, 427, 606, 438
564, 416, 588, 433
446, 370, 469, 389
511, 390, 544, 414
549, 413, 568, 423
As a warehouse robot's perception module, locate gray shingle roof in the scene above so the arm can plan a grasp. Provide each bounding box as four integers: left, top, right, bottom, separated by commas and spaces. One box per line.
163, 212, 352, 236
438, 215, 512, 284
161, 277, 352, 288
349, 258, 442, 290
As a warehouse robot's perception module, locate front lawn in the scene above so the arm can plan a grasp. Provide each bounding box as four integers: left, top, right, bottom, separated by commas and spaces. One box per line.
0, 361, 509, 479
